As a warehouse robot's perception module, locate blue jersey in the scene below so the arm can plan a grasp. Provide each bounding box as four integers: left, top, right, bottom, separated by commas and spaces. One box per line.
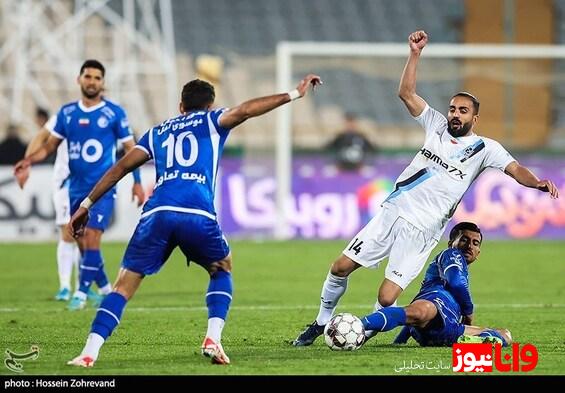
416, 248, 474, 316
50, 99, 134, 196
136, 109, 230, 220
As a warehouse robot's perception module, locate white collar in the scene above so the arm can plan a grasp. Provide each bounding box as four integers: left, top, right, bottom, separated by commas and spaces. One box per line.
78, 99, 106, 113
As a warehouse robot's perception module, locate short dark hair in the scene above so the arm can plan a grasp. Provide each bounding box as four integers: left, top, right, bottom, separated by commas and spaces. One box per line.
36, 107, 49, 119
181, 79, 215, 111
452, 92, 480, 115
449, 222, 482, 244
80, 59, 105, 77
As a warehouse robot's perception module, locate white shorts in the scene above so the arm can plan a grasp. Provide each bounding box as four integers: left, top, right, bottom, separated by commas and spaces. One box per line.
342, 205, 439, 290
52, 186, 71, 226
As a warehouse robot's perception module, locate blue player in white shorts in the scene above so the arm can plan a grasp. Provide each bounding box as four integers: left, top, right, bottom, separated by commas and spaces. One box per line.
65, 74, 322, 367
14, 60, 145, 310
357, 222, 512, 347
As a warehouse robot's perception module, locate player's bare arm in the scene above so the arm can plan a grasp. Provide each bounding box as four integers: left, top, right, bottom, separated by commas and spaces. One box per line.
14, 127, 52, 189
68, 148, 150, 238
219, 74, 322, 129
122, 139, 146, 206
398, 30, 428, 117
462, 314, 474, 325
13, 135, 62, 189
504, 161, 559, 199
25, 127, 51, 158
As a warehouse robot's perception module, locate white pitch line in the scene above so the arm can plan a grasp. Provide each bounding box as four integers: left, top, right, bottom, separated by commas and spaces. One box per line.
0, 303, 564, 313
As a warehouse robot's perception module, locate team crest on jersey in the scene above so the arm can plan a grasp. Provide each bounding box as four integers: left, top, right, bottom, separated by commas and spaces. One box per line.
449, 253, 464, 268
451, 140, 485, 163
97, 116, 109, 128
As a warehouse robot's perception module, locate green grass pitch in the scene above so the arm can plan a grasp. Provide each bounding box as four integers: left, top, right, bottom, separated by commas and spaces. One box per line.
1, 240, 564, 375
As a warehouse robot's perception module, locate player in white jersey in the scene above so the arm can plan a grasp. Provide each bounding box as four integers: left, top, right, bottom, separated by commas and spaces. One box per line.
22, 110, 79, 301
292, 30, 559, 347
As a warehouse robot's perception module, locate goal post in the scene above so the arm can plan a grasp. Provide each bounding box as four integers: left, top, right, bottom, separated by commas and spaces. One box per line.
275, 41, 565, 239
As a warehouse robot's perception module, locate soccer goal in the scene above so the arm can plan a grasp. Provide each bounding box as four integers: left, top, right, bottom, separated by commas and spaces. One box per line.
274, 41, 565, 239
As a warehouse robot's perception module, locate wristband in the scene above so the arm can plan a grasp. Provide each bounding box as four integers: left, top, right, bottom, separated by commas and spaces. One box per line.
80, 197, 93, 210
288, 89, 301, 101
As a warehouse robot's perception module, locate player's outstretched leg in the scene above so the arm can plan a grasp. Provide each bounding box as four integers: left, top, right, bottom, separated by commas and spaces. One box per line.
364, 300, 398, 341
67, 292, 128, 367
201, 270, 232, 365
361, 307, 407, 335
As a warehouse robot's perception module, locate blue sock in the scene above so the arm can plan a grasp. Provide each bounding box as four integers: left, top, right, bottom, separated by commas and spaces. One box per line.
94, 256, 109, 289
91, 292, 127, 339
478, 329, 508, 347
206, 271, 232, 320
362, 307, 407, 332
79, 250, 102, 294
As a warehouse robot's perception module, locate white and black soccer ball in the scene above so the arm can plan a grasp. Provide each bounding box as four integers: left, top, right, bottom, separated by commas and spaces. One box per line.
324, 313, 365, 351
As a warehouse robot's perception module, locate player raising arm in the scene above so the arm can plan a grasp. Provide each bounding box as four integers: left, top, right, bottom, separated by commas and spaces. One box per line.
292, 30, 557, 348
66, 74, 321, 367
14, 60, 145, 311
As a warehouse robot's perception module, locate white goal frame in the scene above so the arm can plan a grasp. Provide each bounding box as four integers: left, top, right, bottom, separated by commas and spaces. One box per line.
275, 41, 565, 239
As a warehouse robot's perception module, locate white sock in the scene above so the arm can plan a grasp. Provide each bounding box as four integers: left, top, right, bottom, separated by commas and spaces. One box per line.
206, 317, 225, 343
73, 248, 81, 292
99, 284, 112, 295
315, 272, 348, 325
373, 300, 397, 311
81, 333, 105, 360
57, 240, 75, 290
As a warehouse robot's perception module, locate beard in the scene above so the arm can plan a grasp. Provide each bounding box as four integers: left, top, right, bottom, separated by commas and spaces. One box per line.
81, 86, 101, 99
448, 120, 472, 137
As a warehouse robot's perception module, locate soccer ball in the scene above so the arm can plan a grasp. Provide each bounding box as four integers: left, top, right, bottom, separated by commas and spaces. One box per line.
324, 313, 365, 351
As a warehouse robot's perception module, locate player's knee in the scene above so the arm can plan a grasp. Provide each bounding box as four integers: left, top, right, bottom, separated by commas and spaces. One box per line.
60, 229, 74, 243
330, 255, 357, 277
112, 270, 143, 300
207, 256, 232, 275
404, 303, 431, 326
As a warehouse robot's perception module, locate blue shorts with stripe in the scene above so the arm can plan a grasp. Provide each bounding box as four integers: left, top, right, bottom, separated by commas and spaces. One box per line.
70, 191, 115, 231
409, 289, 465, 346
122, 210, 230, 276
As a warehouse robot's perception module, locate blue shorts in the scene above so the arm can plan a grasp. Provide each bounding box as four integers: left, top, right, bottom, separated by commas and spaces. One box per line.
70, 191, 115, 231
409, 290, 465, 346
122, 210, 230, 276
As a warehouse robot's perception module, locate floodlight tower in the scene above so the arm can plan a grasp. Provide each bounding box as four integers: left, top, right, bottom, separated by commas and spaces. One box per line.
0, 0, 177, 135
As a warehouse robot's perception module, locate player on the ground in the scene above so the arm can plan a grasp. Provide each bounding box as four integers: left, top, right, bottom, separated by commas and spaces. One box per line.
292, 30, 558, 347
358, 222, 512, 347
66, 74, 322, 367
14, 60, 145, 310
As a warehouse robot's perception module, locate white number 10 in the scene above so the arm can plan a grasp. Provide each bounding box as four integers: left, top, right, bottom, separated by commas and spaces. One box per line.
161, 131, 198, 168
